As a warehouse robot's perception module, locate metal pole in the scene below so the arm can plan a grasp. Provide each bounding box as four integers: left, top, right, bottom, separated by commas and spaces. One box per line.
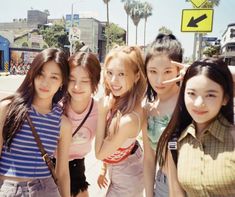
70, 3, 74, 56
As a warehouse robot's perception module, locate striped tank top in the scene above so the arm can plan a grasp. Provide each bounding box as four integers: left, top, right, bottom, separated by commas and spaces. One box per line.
0, 104, 62, 179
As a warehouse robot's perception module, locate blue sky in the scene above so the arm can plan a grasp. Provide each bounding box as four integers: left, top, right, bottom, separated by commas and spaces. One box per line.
1, 0, 234, 57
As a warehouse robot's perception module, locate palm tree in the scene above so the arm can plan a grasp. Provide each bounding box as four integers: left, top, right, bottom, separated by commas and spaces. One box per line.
103, 0, 111, 52
130, 0, 144, 45
121, 0, 134, 45
142, 1, 153, 49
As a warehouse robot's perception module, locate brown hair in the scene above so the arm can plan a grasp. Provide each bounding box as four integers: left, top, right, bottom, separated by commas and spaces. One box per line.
103, 46, 147, 134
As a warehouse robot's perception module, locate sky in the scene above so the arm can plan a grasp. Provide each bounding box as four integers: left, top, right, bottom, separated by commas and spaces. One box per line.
1, 0, 235, 57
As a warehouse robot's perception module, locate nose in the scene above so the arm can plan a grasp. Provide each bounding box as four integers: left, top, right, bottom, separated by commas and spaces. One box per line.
41, 77, 49, 87
194, 96, 205, 107
156, 74, 164, 84
110, 75, 118, 83
73, 81, 80, 89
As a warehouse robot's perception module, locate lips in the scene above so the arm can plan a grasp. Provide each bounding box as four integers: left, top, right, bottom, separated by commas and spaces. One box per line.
111, 85, 121, 91
155, 85, 165, 90
192, 109, 208, 115
39, 88, 49, 92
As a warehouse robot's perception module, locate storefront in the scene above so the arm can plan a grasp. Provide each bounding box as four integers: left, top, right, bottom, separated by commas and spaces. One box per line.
0, 36, 10, 72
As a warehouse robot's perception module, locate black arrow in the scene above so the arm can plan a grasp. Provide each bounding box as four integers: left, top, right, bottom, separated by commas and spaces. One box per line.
187, 14, 207, 27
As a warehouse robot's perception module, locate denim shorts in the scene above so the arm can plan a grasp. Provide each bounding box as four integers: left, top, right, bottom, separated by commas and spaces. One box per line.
106, 144, 144, 197
154, 169, 169, 197
0, 177, 60, 197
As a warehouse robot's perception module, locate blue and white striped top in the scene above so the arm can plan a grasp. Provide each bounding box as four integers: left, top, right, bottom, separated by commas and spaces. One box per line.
0, 104, 63, 179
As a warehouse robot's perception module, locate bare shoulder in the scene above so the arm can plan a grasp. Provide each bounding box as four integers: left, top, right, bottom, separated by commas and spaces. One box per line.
61, 115, 72, 130
0, 100, 11, 118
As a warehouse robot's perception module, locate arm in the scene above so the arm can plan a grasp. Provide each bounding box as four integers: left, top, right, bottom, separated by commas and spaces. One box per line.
95, 95, 140, 160
166, 149, 186, 197
142, 118, 156, 197
0, 100, 10, 156
55, 115, 72, 197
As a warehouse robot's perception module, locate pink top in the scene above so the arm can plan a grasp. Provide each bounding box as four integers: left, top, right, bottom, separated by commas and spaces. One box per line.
68, 98, 98, 160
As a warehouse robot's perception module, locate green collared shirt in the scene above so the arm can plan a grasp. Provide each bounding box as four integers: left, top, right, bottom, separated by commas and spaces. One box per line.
177, 116, 235, 197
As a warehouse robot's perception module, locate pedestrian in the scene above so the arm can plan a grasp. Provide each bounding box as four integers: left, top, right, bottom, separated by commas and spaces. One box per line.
0, 48, 72, 197
157, 58, 235, 197
95, 46, 147, 197
55, 52, 101, 197
142, 33, 186, 197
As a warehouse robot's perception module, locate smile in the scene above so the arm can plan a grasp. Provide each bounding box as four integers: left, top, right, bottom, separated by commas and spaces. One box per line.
192, 109, 208, 115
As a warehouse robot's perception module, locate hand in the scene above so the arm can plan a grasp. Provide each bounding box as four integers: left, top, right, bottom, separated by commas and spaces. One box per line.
97, 174, 108, 189
98, 93, 115, 115
162, 61, 189, 85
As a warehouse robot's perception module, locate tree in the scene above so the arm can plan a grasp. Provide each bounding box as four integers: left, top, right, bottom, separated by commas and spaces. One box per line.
121, 0, 135, 45
158, 26, 172, 35
39, 24, 70, 49
142, 1, 153, 48
105, 23, 126, 49
103, 0, 111, 52
130, 0, 144, 45
203, 44, 220, 57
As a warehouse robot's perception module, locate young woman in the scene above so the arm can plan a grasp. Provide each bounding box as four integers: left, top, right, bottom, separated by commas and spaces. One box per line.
0, 48, 72, 197
95, 46, 147, 197
157, 58, 235, 197
64, 52, 101, 197
142, 33, 185, 197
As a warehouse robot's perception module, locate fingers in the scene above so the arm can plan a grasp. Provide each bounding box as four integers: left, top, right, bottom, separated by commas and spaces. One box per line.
161, 75, 183, 85
171, 61, 190, 69
97, 176, 108, 189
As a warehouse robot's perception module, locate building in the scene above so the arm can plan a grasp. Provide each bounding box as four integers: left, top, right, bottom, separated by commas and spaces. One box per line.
221, 23, 235, 65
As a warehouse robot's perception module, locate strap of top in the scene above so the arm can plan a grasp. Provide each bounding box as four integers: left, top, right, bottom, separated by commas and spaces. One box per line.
132, 111, 141, 132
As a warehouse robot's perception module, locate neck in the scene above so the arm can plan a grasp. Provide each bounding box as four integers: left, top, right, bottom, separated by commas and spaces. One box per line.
32, 97, 52, 113
70, 97, 91, 114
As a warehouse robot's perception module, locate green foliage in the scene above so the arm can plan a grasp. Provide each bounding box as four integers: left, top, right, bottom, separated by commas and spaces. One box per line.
105, 23, 125, 48
203, 45, 220, 57
39, 24, 69, 49
158, 26, 173, 35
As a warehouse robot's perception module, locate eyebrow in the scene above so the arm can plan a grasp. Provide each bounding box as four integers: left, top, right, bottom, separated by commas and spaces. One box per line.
41, 70, 61, 76
186, 88, 219, 93
147, 66, 174, 70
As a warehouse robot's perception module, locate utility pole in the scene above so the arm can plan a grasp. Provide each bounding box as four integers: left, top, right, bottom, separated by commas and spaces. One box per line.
70, 3, 74, 56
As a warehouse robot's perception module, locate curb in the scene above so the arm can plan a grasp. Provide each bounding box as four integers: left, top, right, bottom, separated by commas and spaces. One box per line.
0, 72, 10, 76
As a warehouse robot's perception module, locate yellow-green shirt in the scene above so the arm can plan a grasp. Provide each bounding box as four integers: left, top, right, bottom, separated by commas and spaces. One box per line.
177, 116, 235, 197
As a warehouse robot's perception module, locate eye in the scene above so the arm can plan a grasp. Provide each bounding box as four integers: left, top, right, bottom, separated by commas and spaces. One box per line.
106, 70, 112, 76
81, 80, 90, 83
118, 72, 125, 77
206, 94, 216, 98
69, 78, 76, 82
165, 70, 172, 74
148, 69, 157, 74
51, 76, 59, 80
186, 91, 195, 96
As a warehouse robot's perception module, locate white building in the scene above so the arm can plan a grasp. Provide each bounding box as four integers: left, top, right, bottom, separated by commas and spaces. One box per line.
221, 23, 235, 65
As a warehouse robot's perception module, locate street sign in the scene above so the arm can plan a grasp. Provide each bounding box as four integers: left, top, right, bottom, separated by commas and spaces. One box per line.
190, 0, 207, 8
181, 9, 213, 32
69, 27, 81, 42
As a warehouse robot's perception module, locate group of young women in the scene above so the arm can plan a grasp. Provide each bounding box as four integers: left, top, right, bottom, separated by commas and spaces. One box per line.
0, 33, 234, 197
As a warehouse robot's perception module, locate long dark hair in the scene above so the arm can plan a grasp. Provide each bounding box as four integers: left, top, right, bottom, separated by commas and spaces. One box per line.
156, 58, 234, 165
2, 48, 70, 148
145, 33, 183, 102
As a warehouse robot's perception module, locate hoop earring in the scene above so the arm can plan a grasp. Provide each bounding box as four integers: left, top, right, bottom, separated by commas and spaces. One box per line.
60, 85, 63, 91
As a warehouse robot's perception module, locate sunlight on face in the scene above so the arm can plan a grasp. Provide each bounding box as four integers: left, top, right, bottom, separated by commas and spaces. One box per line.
105, 57, 136, 97
147, 55, 179, 96
184, 74, 227, 132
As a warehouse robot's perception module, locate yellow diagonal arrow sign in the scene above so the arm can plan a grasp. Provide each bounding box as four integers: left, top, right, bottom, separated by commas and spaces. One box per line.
181, 9, 214, 32
190, 0, 207, 8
